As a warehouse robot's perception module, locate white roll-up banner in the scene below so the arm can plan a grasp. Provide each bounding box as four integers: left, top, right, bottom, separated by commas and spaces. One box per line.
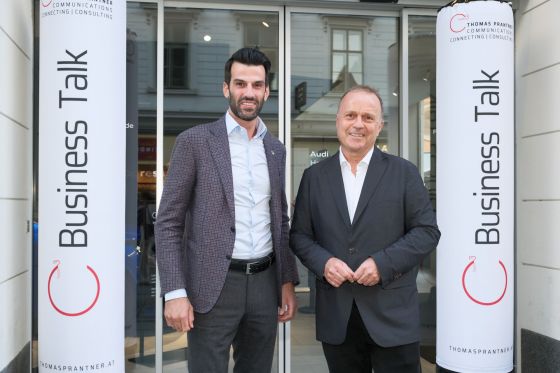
436, 1, 514, 372
38, 1, 125, 371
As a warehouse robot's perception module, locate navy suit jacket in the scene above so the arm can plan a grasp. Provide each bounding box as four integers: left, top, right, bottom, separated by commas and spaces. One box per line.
156, 117, 298, 313
290, 147, 440, 346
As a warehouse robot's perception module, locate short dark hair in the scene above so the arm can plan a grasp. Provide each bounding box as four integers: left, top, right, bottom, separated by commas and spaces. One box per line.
338, 85, 384, 117
224, 47, 271, 86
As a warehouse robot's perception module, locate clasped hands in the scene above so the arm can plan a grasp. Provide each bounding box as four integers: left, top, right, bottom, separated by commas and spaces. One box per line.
323, 257, 380, 288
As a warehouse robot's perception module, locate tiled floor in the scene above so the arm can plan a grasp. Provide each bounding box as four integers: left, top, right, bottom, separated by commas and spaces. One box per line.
122, 291, 436, 372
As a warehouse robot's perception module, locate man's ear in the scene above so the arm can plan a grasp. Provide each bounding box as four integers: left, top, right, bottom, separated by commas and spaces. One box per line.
378, 121, 385, 134
223, 81, 230, 98
264, 85, 270, 101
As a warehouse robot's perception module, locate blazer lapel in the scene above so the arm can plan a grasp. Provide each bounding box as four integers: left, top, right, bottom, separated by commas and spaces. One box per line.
208, 118, 235, 218
263, 133, 280, 196
324, 153, 351, 228
352, 147, 387, 225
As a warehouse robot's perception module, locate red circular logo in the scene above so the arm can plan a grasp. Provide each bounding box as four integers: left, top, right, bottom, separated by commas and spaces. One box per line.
48, 260, 101, 317
450, 13, 468, 33
462, 258, 507, 306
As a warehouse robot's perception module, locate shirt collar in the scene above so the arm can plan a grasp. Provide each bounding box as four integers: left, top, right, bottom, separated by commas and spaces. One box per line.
225, 111, 267, 139
339, 146, 375, 167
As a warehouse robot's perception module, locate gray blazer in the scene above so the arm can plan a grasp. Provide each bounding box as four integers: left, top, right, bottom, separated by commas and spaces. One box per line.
290, 147, 440, 346
156, 117, 298, 313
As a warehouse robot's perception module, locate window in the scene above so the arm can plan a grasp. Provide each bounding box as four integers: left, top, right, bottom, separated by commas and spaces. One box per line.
331, 29, 363, 91
164, 17, 189, 89
164, 43, 188, 89
244, 18, 279, 91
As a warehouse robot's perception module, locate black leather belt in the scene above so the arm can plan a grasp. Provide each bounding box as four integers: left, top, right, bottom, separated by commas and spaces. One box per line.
229, 253, 275, 275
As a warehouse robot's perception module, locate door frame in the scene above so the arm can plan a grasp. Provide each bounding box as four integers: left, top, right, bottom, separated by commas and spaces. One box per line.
153, 2, 286, 372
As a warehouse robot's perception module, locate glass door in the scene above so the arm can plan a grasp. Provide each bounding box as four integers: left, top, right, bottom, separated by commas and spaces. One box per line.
404, 11, 438, 372
125, 3, 159, 372
159, 3, 284, 372
123, 3, 439, 373
285, 7, 399, 372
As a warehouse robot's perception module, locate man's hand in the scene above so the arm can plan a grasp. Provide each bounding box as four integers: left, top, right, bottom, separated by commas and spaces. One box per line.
324, 257, 355, 287
164, 297, 194, 332
353, 257, 380, 286
278, 282, 297, 322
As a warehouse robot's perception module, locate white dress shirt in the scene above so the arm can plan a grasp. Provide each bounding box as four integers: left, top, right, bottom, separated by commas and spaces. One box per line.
339, 146, 374, 224
225, 111, 273, 260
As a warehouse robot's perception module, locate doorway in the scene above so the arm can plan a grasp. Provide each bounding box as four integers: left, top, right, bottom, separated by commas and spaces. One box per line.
123, 2, 437, 372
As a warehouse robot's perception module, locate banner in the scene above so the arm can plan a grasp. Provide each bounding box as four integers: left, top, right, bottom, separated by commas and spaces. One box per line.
38, 1, 125, 372
436, 1, 514, 372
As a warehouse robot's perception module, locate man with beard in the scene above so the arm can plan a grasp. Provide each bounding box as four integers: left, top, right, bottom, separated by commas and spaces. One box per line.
156, 48, 298, 373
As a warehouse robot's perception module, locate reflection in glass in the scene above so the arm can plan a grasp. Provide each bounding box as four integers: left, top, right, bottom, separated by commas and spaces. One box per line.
333, 30, 346, 50
348, 53, 362, 80
332, 53, 345, 83
348, 30, 362, 51
290, 12, 398, 372
125, 3, 158, 372
161, 7, 280, 372
245, 17, 279, 91
331, 28, 364, 89
408, 15, 437, 369
164, 20, 189, 90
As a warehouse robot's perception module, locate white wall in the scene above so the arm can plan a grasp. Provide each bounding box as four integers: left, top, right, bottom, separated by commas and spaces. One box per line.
515, 0, 560, 370
0, 0, 33, 371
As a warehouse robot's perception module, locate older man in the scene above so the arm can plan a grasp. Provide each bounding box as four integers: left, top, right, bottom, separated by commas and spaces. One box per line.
290, 85, 440, 373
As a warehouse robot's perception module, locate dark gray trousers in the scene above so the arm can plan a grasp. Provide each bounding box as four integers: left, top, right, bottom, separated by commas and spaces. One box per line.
322, 302, 421, 373
187, 264, 278, 373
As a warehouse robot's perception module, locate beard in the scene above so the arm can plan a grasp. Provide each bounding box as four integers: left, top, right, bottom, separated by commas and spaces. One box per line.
228, 95, 264, 122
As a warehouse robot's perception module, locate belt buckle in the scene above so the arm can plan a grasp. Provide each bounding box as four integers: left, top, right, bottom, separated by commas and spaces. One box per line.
245, 262, 254, 275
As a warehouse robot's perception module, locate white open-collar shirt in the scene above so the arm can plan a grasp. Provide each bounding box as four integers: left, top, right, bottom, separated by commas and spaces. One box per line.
339, 146, 374, 224
225, 111, 273, 260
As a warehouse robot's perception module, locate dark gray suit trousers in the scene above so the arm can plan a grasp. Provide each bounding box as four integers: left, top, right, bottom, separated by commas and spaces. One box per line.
186, 263, 278, 373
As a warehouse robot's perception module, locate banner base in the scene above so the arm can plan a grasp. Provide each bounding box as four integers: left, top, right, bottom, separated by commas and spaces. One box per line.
436, 364, 515, 373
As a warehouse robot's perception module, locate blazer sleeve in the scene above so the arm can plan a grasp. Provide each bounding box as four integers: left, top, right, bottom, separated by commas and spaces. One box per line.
289, 168, 334, 279
155, 132, 196, 295
371, 161, 441, 288
279, 149, 300, 285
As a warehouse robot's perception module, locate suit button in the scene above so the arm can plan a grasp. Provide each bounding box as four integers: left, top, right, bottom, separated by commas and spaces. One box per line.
230, 226, 235, 233
348, 247, 356, 255
226, 254, 231, 260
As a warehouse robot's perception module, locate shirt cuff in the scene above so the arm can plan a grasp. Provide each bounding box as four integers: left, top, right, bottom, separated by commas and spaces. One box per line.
165, 289, 187, 301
